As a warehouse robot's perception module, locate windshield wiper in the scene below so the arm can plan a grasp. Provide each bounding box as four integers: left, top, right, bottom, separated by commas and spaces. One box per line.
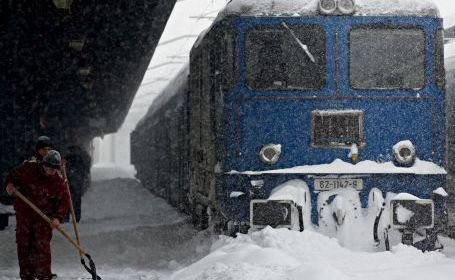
281, 22, 315, 63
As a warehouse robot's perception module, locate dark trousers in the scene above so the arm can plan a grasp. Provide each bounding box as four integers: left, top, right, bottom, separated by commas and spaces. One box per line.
16, 215, 53, 280
63, 178, 82, 223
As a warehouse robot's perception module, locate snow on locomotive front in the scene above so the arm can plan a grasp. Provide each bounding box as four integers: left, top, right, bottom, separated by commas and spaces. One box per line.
198, 0, 448, 251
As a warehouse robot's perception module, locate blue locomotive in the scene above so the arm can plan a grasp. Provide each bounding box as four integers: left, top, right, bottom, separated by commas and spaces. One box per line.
131, 0, 449, 251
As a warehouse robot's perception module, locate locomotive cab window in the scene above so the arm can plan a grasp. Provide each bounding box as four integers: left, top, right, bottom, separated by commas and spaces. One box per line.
349, 28, 425, 90
311, 110, 364, 148
244, 25, 325, 91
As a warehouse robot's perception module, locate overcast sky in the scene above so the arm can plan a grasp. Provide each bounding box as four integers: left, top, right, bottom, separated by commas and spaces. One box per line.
433, 0, 455, 18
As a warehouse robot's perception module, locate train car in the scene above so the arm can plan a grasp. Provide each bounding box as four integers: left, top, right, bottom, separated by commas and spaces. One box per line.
131, 66, 191, 213
132, 0, 449, 250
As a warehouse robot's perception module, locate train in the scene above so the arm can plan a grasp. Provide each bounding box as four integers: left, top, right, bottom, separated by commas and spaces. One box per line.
131, 0, 450, 251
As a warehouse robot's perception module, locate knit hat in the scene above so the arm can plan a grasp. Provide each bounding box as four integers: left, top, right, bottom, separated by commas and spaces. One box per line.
43, 150, 61, 169
35, 136, 52, 151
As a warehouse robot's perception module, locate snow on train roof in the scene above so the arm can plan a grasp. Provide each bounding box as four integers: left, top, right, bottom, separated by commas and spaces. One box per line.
136, 65, 189, 127
216, 0, 440, 19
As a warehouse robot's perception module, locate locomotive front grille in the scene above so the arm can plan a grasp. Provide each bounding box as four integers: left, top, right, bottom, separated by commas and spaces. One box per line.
311, 110, 364, 148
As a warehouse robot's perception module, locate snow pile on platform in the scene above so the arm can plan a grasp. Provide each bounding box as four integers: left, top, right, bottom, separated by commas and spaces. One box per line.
170, 227, 455, 280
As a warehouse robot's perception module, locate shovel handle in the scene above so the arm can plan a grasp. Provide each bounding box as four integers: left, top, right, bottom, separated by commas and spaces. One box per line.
13, 188, 87, 256
62, 162, 83, 258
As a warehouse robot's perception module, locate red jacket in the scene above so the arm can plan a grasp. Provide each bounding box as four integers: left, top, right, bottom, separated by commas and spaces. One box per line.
4, 161, 70, 221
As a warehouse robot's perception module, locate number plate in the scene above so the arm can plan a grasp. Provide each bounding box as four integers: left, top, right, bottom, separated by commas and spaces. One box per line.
314, 178, 363, 191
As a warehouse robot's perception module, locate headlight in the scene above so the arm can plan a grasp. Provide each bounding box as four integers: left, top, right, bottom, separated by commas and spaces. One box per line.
259, 144, 281, 165
338, 0, 356, 14
318, 0, 356, 15
318, 0, 337, 14
393, 140, 416, 167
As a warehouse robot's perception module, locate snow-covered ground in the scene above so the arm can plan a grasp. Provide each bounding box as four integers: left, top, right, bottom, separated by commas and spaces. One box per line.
2, 166, 455, 279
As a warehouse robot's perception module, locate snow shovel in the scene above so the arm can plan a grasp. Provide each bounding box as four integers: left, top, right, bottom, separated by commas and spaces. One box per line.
61, 162, 100, 279
11, 187, 102, 280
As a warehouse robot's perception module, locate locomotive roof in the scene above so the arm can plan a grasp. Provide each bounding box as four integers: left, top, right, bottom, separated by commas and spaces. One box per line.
216, 0, 440, 19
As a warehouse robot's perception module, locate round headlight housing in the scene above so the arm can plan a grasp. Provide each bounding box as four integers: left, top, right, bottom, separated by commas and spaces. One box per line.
319, 0, 337, 15
259, 144, 281, 165
392, 140, 416, 167
338, 0, 356, 14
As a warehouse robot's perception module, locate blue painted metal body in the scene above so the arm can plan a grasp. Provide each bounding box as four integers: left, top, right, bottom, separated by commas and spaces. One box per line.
218, 16, 446, 224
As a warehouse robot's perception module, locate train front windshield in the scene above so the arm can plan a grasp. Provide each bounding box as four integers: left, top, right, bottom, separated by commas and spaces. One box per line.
244, 25, 426, 92
349, 28, 425, 90
244, 26, 326, 91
